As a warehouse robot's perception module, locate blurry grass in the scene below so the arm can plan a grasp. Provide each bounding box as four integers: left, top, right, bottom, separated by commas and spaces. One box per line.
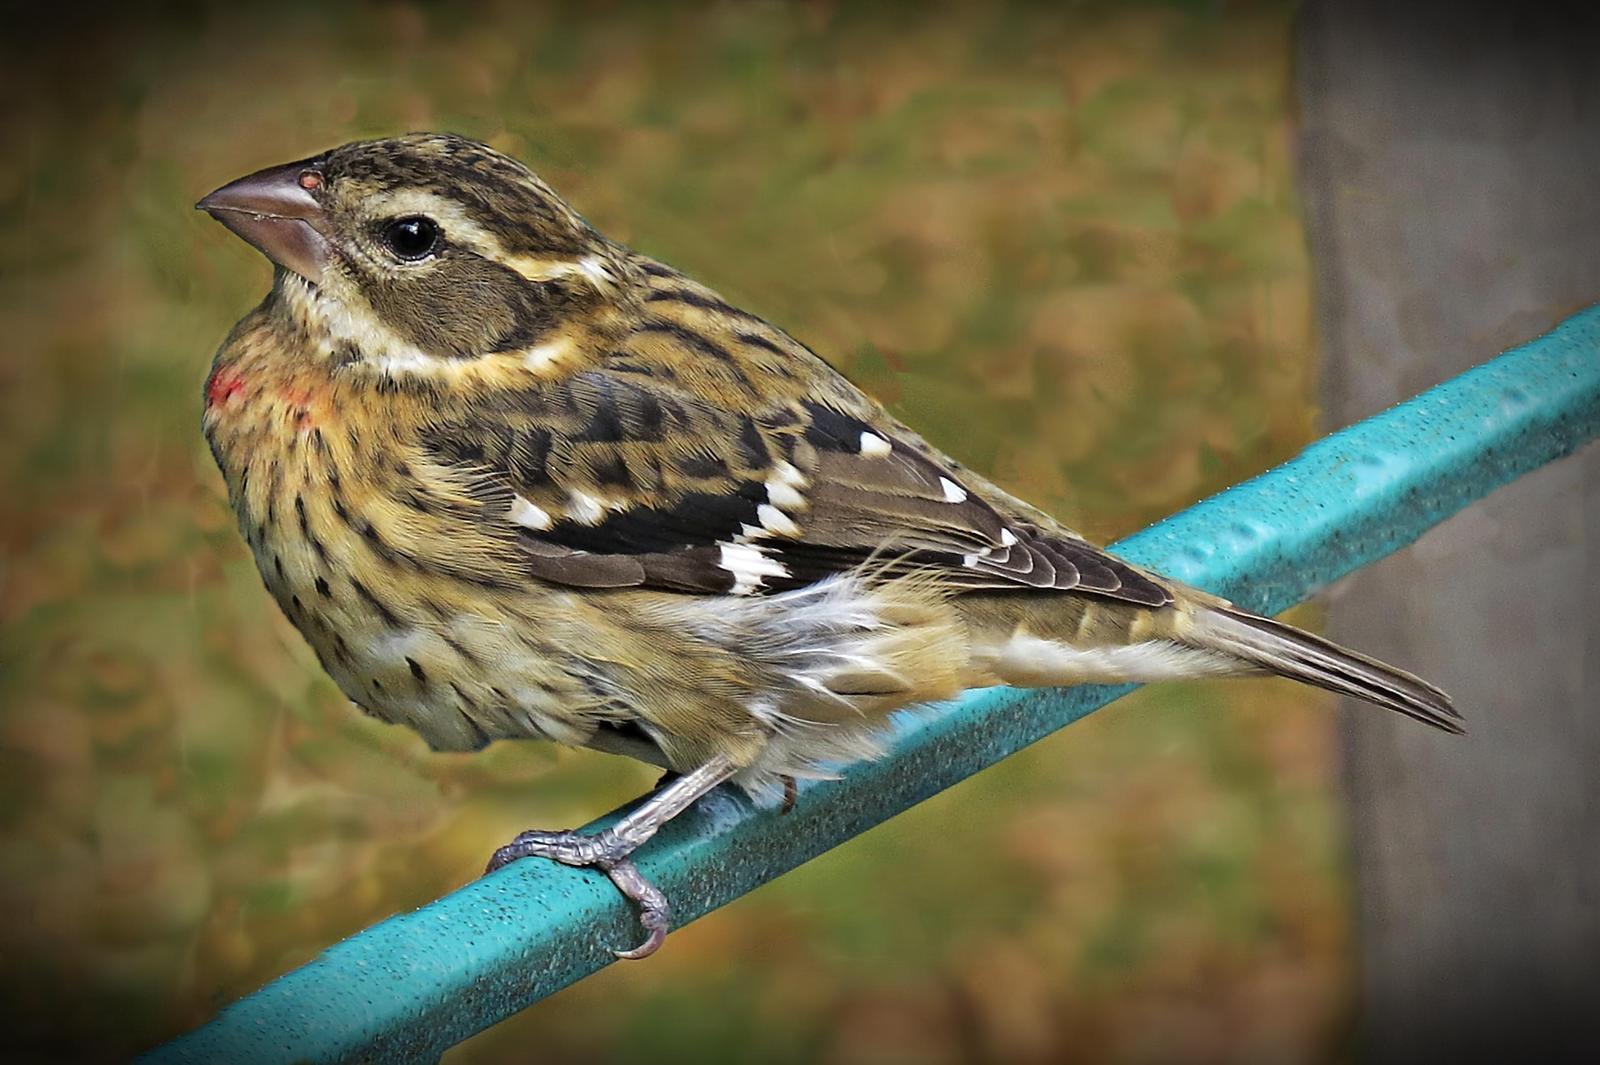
0, 2, 1346, 1062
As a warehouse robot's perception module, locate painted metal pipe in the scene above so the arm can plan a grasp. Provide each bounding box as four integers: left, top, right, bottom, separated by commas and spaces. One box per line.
146, 304, 1600, 1065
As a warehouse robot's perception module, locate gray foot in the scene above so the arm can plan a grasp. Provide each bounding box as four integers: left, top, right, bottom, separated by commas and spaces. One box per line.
485, 829, 669, 960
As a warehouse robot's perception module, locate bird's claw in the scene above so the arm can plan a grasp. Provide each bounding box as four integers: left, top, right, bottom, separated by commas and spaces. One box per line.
484, 828, 671, 959
485, 827, 619, 873
603, 858, 670, 959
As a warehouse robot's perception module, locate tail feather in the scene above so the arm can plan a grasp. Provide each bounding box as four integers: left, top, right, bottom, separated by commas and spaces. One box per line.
1189, 607, 1463, 735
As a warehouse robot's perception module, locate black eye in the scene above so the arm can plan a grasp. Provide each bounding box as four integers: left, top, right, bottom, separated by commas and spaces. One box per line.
380, 216, 440, 261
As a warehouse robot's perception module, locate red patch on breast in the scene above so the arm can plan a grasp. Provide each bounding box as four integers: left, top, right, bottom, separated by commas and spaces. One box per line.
206, 368, 248, 408
278, 385, 320, 429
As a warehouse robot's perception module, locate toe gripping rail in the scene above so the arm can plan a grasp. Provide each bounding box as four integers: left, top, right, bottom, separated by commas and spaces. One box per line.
146, 305, 1600, 1065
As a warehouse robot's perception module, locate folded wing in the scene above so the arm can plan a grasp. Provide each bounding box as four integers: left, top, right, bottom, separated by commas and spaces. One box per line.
421, 368, 1172, 607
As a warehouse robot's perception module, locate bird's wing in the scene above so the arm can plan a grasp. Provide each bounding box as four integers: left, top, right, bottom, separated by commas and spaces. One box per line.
419, 367, 1172, 606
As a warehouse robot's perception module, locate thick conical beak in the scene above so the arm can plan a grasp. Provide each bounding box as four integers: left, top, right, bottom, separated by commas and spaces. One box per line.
198, 159, 333, 284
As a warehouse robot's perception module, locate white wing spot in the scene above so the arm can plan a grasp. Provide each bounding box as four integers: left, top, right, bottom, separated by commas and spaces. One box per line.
939, 477, 968, 503
765, 461, 809, 510
566, 490, 607, 525
508, 494, 554, 531
859, 431, 892, 457
767, 481, 805, 509
718, 542, 791, 595
772, 460, 807, 486
1000, 528, 1018, 546
757, 503, 801, 537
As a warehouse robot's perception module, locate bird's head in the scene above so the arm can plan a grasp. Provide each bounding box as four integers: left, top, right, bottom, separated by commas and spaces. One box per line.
199, 133, 626, 377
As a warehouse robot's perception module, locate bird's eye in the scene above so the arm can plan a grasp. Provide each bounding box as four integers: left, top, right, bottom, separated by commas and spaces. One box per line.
380, 216, 441, 261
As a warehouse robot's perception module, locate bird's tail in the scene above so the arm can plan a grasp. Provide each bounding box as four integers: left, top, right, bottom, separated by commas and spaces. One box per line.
1183, 605, 1463, 734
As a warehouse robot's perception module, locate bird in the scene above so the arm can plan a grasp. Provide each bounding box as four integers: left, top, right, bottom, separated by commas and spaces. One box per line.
197, 133, 1460, 959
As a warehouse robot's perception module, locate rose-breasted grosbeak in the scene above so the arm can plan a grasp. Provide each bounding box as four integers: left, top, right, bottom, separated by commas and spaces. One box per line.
198, 134, 1459, 958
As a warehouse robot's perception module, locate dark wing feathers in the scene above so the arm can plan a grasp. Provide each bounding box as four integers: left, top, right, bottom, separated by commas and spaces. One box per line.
422, 369, 1170, 606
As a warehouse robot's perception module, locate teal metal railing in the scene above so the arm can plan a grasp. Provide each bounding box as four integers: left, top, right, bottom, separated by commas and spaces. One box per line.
146, 305, 1600, 1065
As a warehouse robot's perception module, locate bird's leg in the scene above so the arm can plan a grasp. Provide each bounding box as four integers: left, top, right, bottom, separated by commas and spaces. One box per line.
485, 754, 738, 959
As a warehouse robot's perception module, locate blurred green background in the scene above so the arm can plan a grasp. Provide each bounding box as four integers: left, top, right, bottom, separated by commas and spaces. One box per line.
0, 1, 1351, 1061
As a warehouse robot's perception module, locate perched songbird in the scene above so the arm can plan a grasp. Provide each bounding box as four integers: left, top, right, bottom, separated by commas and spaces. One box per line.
198, 134, 1460, 958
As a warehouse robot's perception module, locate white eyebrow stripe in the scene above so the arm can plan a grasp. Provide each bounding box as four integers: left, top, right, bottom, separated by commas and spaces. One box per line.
502, 253, 620, 294
576, 254, 618, 291
369, 188, 507, 259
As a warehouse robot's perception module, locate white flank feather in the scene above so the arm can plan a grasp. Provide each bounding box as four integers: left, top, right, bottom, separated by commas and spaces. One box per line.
981, 632, 1239, 686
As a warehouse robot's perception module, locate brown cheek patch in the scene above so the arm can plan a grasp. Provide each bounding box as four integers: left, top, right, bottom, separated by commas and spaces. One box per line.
370, 255, 570, 360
